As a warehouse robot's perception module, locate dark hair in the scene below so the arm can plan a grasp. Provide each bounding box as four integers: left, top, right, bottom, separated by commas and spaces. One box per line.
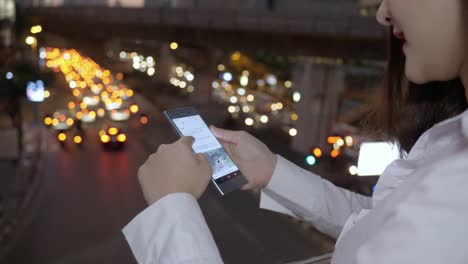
372, 30, 468, 152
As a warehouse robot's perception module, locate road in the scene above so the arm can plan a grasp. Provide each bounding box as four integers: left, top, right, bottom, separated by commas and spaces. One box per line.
4, 78, 335, 264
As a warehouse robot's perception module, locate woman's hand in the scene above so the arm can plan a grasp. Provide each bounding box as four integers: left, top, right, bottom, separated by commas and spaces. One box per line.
138, 137, 212, 205
210, 126, 277, 190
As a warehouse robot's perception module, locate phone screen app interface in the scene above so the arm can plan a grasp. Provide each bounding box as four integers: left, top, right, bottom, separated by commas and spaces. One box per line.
173, 115, 238, 180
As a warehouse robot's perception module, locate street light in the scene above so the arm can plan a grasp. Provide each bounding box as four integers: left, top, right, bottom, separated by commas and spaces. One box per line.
170, 42, 179, 50
293, 92, 301, 102
25, 36, 36, 46
245, 118, 254, 126
306, 155, 316, 166
30, 25, 43, 34
289, 128, 298, 137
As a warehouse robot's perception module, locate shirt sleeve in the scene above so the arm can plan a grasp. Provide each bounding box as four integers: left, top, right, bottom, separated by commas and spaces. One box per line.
355, 155, 468, 264
122, 193, 224, 264
260, 155, 372, 238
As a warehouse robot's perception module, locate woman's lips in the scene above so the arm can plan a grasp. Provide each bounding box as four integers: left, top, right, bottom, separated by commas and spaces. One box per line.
394, 31, 408, 53
394, 31, 406, 42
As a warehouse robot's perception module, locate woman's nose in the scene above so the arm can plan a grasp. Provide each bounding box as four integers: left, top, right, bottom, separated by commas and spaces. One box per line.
376, 0, 392, 26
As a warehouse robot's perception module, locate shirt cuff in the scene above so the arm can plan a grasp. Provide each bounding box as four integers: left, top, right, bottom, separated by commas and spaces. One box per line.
259, 155, 324, 218
122, 193, 222, 264
264, 155, 297, 192
260, 155, 295, 215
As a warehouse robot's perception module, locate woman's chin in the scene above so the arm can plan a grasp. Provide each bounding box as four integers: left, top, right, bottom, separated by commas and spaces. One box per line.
406, 75, 426, 85
405, 66, 429, 85
406, 62, 460, 84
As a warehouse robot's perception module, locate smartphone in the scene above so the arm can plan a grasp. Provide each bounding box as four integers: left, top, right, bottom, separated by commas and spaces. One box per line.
163, 107, 248, 195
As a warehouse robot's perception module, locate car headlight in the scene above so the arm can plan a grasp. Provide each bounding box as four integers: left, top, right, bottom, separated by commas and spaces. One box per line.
117, 134, 126, 143
58, 133, 67, 142
101, 134, 110, 143
74, 135, 82, 144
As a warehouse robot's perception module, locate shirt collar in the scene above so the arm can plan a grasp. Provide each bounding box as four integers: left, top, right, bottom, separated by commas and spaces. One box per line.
408, 108, 468, 159
432, 108, 468, 139
433, 108, 467, 128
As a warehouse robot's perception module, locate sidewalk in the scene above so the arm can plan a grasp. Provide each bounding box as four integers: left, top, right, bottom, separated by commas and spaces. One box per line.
0, 122, 48, 261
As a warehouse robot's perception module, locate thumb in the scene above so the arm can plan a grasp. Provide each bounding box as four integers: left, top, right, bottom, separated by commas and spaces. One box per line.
210, 126, 240, 144
195, 153, 212, 173
195, 152, 208, 163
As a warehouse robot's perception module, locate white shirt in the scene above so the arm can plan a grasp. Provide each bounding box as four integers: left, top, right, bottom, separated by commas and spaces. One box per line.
123, 109, 468, 264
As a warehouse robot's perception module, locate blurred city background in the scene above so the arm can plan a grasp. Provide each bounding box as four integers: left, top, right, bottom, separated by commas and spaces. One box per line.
0, 1, 398, 263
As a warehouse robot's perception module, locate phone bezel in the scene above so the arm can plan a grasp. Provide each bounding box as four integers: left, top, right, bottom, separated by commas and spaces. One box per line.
163, 107, 247, 195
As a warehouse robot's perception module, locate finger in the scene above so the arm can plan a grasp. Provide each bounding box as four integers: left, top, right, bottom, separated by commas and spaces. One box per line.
210, 126, 240, 144
195, 152, 208, 163
179, 136, 195, 148
218, 140, 235, 157
195, 153, 213, 175
157, 144, 167, 152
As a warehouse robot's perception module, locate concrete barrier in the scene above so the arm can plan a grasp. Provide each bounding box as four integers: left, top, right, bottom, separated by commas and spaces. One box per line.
0, 128, 19, 161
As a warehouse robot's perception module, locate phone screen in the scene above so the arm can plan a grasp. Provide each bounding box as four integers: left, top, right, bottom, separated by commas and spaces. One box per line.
172, 115, 239, 180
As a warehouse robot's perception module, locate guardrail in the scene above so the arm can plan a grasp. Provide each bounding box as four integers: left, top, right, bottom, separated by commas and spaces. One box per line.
24, 6, 385, 39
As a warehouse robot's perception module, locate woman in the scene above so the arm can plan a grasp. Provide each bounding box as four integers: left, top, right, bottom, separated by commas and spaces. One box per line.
123, 0, 468, 263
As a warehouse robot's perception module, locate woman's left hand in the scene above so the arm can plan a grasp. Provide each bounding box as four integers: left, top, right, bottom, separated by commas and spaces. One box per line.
138, 136, 212, 205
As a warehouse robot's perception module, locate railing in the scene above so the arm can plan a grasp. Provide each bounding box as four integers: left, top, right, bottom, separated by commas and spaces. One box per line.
24, 5, 385, 39
16, 0, 362, 16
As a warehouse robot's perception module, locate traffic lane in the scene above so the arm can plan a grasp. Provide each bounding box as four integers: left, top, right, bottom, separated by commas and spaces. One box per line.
6, 79, 147, 263
7, 104, 334, 264
5, 124, 148, 264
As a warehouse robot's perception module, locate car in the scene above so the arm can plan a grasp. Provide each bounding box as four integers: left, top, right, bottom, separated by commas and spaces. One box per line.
56, 130, 84, 147
80, 110, 97, 123
110, 108, 130, 122
104, 98, 122, 111
82, 94, 100, 107
99, 126, 127, 150
51, 110, 74, 131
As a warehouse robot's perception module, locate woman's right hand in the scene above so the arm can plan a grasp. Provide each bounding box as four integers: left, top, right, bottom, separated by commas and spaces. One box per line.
210, 126, 278, 190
